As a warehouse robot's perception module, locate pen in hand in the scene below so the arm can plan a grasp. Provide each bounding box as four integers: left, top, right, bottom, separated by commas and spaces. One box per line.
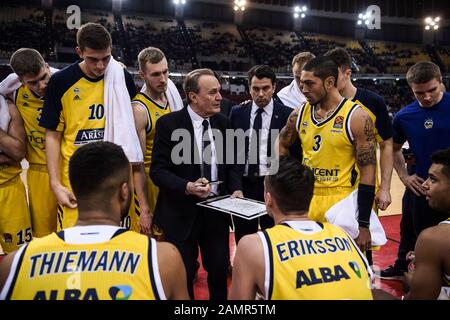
194, 180, 224, 187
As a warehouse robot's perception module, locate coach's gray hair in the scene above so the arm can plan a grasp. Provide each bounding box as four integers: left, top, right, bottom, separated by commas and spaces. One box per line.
183, 68, 215, 104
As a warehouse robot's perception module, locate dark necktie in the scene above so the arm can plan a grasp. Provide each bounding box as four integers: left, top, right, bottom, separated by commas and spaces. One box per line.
248, 108, 264, 177
202, 119, 212, 182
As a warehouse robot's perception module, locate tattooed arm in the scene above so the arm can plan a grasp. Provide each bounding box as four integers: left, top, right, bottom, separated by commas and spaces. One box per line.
351, 108, 377, 186
276, 108, 300, 156
350, 108, 377, 251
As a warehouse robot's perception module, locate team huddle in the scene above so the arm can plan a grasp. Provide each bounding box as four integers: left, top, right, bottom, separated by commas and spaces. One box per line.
0, 22, 449, 300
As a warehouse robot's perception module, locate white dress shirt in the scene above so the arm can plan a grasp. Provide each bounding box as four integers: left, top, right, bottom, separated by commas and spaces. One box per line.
187, 105, 219, 195
245, 99, 274, 176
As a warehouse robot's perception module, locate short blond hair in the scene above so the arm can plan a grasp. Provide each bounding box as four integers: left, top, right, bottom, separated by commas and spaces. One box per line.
292, 52, 316, 68
138, 47, 166, 71
10, 48, 45, 78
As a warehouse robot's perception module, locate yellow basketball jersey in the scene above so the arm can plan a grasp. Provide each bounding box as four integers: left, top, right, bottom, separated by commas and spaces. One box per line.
261, 221, 373, 300
39, 63, 138, 190
5, 229, 164, 300
132, 92, 171, 168
0, 164, 21, 185
297, 98, 360, 189
58, 79, 105, 188
15, 85, 46, 165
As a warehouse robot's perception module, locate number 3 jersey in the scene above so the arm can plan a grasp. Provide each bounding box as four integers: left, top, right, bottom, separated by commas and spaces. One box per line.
39, 62, 136, 189
296, 98, 361, 189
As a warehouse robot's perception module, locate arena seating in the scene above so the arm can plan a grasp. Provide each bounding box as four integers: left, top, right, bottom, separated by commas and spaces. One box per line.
0, 5, 49, 60
186, 19, 251, 71
367, 40, 431, 74
303, 32, 376, 73
52, 8, 123, 62
437, 46, 450, 72
123, 13, 192, 70
243, 27, 305, 73
0, 4, 447, 114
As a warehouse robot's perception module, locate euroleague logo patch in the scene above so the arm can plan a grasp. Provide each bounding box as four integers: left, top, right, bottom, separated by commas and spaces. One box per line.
333, 116, 344, 129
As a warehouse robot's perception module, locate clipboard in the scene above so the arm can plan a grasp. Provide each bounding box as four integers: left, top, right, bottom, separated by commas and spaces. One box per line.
197, 195, 267, 220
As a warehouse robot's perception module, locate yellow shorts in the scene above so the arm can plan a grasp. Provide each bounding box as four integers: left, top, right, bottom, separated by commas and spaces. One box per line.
0, 175, 32, 253
27, 165, 57, 237
123, 194, 139, 232
145, 168, 159, 213
57, 205, 77, 231
125, 167, 159, 235
308, 187, 355, 222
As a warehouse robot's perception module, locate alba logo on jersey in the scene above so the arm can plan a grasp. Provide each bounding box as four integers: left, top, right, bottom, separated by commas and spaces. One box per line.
109, 285, 132, 300
296, 264, 350, 288
424, 118, 433, 129
348, 261, 362, 278
74, 128, 105, 146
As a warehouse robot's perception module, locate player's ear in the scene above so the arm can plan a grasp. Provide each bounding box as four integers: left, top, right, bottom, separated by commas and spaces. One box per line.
265, 191, 273, 207
325, 76, 335, 89
120, 182, 129, 202
345, 68, 352, 78
75, 47, 83, 59
138, 69, 145, 80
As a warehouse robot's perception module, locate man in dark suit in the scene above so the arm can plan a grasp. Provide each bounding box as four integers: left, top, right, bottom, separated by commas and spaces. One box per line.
151, 68, 243, 300
230, 65, 300, 244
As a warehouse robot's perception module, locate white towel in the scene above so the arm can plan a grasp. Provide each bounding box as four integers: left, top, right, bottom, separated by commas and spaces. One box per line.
0, 67, 59, 96
0, 95, 11, 153
324, 190, 387, 247
103, 57, 143, 163
0, 95, 10, 132
141, 78, 183, 111
277, 79, 306, 109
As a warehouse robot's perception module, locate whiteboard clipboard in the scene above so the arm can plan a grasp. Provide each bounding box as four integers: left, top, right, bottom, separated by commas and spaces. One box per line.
197, 195, 267, 220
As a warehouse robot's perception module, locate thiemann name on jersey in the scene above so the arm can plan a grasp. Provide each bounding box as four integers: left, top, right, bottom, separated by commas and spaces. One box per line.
28, 250, 141, 278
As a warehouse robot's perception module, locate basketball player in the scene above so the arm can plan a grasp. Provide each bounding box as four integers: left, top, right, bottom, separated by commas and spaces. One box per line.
0, 98, 31, 253
8, 48, 57, 237
132, 47, 172, 235
0, 142, 189, 300
230, 156, 374, 300
277, 57, 377, 252
38, 23, 149, 231
324, 48, 393, 211
405, 148, 450, 299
